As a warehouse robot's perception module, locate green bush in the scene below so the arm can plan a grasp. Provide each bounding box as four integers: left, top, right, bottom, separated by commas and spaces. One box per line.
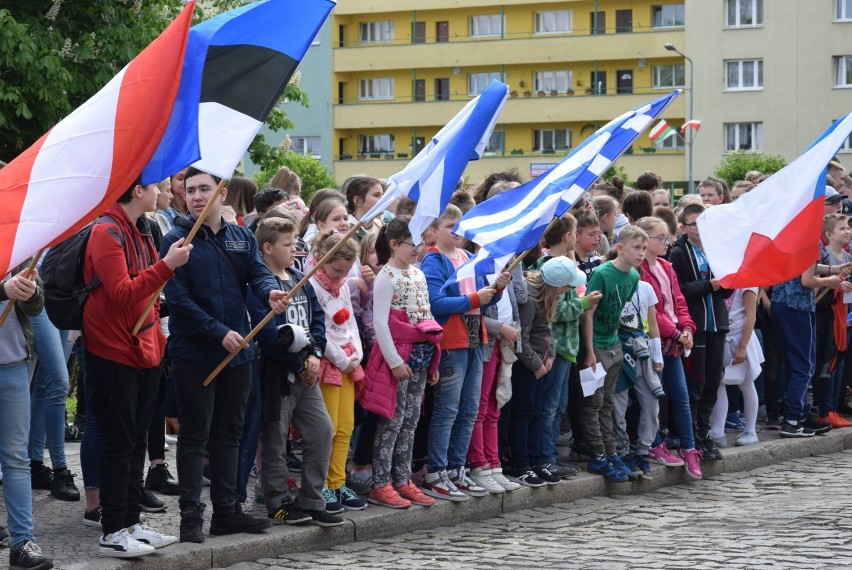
714, 150, 786, 189
253, 151, 337, 202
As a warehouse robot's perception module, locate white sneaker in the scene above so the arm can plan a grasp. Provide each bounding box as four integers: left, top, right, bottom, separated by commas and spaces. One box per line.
490, 467, 521, 491
449, 467, 489, 497
469, 466, 505, 494
99, 528, 155, 558
164, 434, 178, 445
128, 523, 178, 549
735, 431, 759, 446
421, 470, 470, 502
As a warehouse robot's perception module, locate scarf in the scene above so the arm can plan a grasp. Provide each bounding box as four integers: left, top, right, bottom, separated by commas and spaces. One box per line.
315, 267, 344, 297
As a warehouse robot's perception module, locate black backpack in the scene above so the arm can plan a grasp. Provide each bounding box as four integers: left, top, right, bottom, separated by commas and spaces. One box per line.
41, 215, 122, 330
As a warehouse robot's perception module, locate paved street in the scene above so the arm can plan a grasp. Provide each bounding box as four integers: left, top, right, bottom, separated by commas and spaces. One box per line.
220, 450, 852, 570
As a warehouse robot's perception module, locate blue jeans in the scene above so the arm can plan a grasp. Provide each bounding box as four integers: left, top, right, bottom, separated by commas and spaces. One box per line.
661, 355, 695, 450
427, 347, 483, 473
0, 361, 36, 549
29, 310, 71, 468
772, 302, 816, 422
237, 358, 262, 503
538, 356, 570, 465
78, 342, 103, 490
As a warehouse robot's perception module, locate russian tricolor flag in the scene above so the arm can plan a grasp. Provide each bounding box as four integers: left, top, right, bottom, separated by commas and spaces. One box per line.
0, 3, 194, 278
698, 113, 852, 289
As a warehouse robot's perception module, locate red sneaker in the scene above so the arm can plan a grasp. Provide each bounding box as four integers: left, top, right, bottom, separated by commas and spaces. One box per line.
367, 484, 411, 509
396, 482, 436, 506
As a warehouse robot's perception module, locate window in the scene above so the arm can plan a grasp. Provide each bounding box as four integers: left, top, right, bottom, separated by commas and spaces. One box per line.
468, 72, 502, 95
652, 4, 685, 28
835, 56, 852, 87
725, 59, 763, 90
841, 129, 852, 152
359, 21, 394, 43
837, 0, 852, 20
652, 64, 685, 88
535, 10, 572, 33
470, 14, 502, 36
484, 131, 503, 154
725, 123, 763, 152
655, 133, 684, 149
534, 129, 572, 152
290, 136, 321, 158
726, 0, 763, 27
359, 78, 394, 100
534, 70, 573, 93
359, 134, 395, 154
435, 78, 450, 101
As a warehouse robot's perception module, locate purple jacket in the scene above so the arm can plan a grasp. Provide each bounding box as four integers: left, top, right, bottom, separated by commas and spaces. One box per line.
359, 309, 443, 419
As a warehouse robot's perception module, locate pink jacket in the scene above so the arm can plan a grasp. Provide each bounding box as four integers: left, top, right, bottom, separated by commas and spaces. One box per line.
359, 309, 443, 419
641, 257, 696, 356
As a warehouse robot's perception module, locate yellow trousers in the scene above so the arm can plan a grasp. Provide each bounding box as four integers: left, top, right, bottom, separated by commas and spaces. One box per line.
320, 374, 355, 489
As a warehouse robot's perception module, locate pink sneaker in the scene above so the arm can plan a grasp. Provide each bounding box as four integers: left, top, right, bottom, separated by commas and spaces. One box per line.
647, 442, 684, 467
679, 448, 703, 480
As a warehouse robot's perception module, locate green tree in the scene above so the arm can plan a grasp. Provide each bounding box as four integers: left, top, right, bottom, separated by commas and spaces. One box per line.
0, 1, 307, 168
714, 150, 787, 189
253, 151, 336, 201
603, 164, 631, 186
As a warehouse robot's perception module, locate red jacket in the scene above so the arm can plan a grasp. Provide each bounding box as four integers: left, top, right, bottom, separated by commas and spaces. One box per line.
359, 309, 443, 419
641, 257, 696, 356
83, 204, 173, 369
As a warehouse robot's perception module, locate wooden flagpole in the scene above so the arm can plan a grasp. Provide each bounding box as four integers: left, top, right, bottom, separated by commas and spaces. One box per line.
0, 250, 45, 328
203, 219, 365, 387
131, 178, 228, 336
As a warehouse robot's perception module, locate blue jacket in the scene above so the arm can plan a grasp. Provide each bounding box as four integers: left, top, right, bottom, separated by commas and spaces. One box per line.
161, 217, 278, 368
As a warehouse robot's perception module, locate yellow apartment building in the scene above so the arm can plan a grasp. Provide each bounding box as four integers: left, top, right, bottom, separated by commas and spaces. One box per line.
331, 0, 688, 188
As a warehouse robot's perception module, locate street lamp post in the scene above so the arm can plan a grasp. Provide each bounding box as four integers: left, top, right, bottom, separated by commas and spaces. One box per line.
665, 43, 694, 193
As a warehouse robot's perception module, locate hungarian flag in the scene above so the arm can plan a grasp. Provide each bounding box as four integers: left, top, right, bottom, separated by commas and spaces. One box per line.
649, 119, 677, 142
0, 3, 194, 278
142, 0, 335, 182
681, 119, 702, 133
698, 113, 852, 288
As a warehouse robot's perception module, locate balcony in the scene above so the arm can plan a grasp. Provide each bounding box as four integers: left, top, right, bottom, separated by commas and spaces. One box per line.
335, 28, 683, 73
334, 89, 686, 130
335, 0, 553, 14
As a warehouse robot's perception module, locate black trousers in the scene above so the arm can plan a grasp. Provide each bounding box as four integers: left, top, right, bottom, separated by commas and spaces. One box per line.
683, 331, 727, 434
86, 352, 161, 535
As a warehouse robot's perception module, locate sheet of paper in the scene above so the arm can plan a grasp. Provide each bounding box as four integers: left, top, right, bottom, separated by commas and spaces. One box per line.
722, 360, 747, 385
844, 290, 852, 304
580, 363, 606, 397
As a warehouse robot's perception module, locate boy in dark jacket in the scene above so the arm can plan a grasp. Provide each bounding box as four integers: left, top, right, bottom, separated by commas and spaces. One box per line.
667, 203, 732, 460
247, 218, 339, 527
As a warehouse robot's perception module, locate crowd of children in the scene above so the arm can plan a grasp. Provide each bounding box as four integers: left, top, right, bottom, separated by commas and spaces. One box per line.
3, 159, 852, 568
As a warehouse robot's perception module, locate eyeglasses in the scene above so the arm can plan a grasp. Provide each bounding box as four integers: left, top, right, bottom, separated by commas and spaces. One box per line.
649, 235, 672, 244
684, 222, 698, 229
401, 241, 425, 251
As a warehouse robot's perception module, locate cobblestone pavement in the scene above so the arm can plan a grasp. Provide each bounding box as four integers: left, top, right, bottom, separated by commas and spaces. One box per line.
219, 450, 852, 570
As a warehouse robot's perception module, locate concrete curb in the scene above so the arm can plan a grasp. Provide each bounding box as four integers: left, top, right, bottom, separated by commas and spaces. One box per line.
64, 427, 852, 570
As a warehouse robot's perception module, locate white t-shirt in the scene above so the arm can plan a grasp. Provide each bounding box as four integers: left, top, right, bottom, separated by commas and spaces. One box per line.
620, 281, 658, 333
727, 287, 758, 336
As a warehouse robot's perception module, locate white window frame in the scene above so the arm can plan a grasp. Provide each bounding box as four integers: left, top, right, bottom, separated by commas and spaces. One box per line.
534, 70, 573, 93
470, 14, 503, 37
533, 129, 572, 152
359, 134, 395, 154
840, 131, 852, 152
837, 0, 852, 21
652, 4, 685, 28
359, 21, 394, 43
835, 56, 852, 87
725, 0, 764, 28
290, 136, 321, 158
468, 71, 502, 95
652, 64, 685, 88
725, 122, 763, 152
534, 10, 573, 34
484, 131, 503, 155
654, 133, 685, 149
358, 78, 395, 100
725, 59, 764, 91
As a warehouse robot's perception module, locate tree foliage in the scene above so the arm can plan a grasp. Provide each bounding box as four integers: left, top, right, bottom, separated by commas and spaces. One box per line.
253, 151, 336, 201
714, 150, 787, 189
0, 0, 307, 170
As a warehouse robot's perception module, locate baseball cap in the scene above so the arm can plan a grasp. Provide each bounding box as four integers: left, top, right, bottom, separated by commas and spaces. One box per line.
541, 257, 586, 288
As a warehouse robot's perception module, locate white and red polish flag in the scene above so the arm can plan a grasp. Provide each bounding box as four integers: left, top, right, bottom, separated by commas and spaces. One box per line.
0, 2, 194, 277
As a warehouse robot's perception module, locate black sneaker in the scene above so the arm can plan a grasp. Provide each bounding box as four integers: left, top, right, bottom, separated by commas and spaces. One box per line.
698, 433, 723, 461
30, 464, 53, 490
8, 540, 53, 570
179, 507, 205, 543
510, 468, 547, 488
780, 422, 815, 438
82, 507, 102, 528
50, 469, 80, 502
802, 414, 832, 435
286, 450, 302, 473
209, 503, 271, 536
139, 488, 166, 512
270, 500, 310, 525
145, 464, 180, 496
547, 462, 579, 479
532, 465, 562, 485
304, 508, 345, 527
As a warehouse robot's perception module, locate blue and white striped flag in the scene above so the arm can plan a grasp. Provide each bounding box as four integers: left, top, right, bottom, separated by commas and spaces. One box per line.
360, 80, 509, 242
450, 90, 681, 283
